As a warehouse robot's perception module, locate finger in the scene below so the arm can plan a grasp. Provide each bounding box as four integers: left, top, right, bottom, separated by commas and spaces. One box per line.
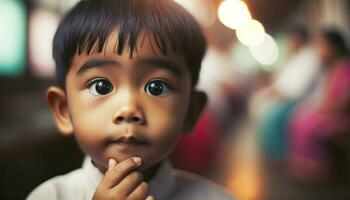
127, 182, 150, 200
114, 171, 143, 196
100, 157, 142, 188
146, 196, 155, 200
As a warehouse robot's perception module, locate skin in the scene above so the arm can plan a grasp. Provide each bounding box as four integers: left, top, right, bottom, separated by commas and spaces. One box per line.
314, 35, 334, 65
47, 31, 207, 199
313, 34, 343, 67
288, 34, 307, 54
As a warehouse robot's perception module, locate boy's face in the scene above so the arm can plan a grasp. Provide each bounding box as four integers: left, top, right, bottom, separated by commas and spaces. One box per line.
47, 31, 206, 172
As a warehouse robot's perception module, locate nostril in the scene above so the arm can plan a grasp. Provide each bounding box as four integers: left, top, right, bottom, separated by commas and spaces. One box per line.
131, 116, 140, 123
115, 116, 141, 123
116, 116, 124, 122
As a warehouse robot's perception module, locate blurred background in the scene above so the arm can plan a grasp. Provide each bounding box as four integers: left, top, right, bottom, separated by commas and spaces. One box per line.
1, 0, 350, 199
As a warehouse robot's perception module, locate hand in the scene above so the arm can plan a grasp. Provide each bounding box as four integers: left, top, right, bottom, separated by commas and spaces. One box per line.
92, 157, 155, 200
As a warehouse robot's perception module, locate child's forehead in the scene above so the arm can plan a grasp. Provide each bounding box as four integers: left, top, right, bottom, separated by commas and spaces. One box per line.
69, 29, 190, 76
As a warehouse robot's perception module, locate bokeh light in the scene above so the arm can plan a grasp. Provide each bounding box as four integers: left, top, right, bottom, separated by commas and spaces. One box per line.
249, 34, 279, 69
218, 0, 252, 30
236, 19, 266, 47
0, 0, 26, 76
29, 9, 59, 77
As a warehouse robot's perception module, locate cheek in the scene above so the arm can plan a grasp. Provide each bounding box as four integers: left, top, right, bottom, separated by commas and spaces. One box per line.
67, 95, 111, 152
145, 116, 183, 165
148, 92, 188, 123
69, 91, 112, 129
145, 95, 189, 147
71, 112, 104, 154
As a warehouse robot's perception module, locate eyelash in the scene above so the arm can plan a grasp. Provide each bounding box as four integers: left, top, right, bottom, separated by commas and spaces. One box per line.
84, 77, 175, 93
86, 77, 105, 88
149, 78, 174, 90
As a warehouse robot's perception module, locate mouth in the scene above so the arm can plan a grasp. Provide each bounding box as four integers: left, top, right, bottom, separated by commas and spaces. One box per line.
107, 136, 150, 150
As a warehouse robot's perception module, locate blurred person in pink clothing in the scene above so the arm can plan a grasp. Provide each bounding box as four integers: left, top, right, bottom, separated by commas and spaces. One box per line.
288, 29, 350, 184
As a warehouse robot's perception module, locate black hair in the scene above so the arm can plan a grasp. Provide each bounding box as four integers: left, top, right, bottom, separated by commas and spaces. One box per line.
53, 0, 207, 88
320, 29, 349, 57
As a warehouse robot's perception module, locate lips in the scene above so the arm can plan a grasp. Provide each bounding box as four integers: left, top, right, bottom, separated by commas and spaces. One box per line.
114, 136, 149, 146
105, 135, 150, 151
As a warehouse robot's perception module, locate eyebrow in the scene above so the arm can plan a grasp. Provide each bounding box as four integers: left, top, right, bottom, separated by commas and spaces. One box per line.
138, 58, 184, 77
76, 57, 184, 77
76, 59, 119, 75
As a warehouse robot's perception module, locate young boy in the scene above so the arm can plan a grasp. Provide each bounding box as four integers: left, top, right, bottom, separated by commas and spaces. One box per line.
27, 0, 234, 199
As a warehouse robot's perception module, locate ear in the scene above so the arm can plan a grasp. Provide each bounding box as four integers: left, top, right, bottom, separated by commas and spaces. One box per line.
46, 86, 74, 136
182, 91, 207, 134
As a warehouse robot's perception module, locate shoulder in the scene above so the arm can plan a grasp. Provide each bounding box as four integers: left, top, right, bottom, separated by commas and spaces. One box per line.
26, 168, 87, 200
171, 169, 235, 200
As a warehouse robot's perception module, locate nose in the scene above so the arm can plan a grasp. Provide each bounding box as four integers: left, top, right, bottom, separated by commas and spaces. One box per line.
112, 92, 145, 125
114, 112, 143, 124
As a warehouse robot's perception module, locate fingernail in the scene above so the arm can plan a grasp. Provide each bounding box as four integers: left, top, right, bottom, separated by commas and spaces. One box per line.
146, 195, 155, 200
108, 159, 116, 170
132, 157, 142, 166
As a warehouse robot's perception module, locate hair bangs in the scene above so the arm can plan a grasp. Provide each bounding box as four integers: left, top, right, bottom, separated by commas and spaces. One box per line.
53, 0, 206, 88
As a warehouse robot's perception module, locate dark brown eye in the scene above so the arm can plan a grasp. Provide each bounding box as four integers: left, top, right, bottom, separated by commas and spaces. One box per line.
88, 79, 113, 95
145, 80, 169, 96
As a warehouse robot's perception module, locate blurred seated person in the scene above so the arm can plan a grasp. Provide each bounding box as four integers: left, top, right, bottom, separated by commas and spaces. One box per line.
288, 29, 350, 183
250, 25, 320, 161
273, 25, 320, 100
